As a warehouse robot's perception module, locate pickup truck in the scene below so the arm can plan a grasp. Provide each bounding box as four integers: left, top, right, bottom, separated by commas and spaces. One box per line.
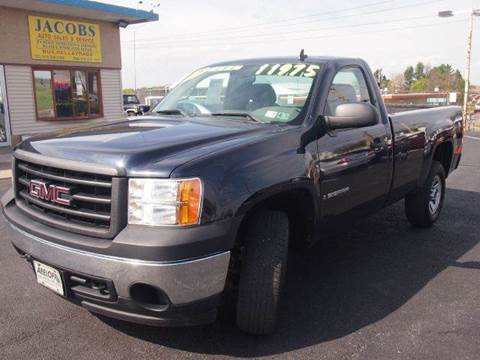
1, 56, 463, 335
123, 94, 149, 116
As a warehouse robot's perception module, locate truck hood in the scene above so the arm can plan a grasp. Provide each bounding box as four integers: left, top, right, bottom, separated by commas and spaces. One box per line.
16, 116, 278, 177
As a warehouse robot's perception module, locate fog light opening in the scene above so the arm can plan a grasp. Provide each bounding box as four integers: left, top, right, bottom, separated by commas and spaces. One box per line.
129, 283, 169, 310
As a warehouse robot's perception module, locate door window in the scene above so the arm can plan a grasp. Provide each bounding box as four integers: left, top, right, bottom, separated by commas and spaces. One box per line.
325, 67, 372, 116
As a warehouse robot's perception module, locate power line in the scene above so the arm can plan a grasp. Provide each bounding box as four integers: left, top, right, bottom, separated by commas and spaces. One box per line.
141, 0, 396, 39
125, 14, 437, 47
128, 18, 467, 50
123, 0, 445, 44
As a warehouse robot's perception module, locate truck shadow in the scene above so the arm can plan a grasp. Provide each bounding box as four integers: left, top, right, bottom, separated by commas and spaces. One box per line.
99, 188, 480, 357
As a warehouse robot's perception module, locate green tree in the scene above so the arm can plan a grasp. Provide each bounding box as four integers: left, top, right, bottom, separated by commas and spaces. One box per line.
404, 66, 415, 88
428, 64, 457, 92
410, 78, 431, 92
123, 88, 135, 94
415, 62, 426, 80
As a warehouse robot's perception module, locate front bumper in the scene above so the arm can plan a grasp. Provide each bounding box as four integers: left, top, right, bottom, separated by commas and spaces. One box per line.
2, 193, 232, 326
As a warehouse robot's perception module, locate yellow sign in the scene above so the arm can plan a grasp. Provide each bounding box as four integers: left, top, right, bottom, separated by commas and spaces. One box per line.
28, 16, 102, 63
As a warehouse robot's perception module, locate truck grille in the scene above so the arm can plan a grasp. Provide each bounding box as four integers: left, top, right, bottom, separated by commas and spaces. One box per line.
14, 157, 127, 239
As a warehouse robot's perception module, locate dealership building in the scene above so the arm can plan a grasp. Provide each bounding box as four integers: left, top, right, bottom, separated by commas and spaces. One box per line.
0, 0, 158, 148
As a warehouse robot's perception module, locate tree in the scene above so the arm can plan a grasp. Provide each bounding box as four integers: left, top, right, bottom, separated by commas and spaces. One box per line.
388, 73, 406, 93
373, 68, 390, 90
410, 78, 431, 92
427, 64, 459, 92
415, 62, 425, 80
404, 66, 415, 88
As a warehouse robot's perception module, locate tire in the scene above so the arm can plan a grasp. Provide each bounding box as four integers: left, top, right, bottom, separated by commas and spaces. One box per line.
405, 161, 446, 227
236, 209, 289, 335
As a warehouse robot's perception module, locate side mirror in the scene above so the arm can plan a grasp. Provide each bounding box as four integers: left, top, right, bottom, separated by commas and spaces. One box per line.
326, 103, 378, 130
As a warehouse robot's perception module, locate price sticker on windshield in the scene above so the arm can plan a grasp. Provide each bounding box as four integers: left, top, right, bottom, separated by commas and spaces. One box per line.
185, 65, 244, 81
256, 64, 320, 77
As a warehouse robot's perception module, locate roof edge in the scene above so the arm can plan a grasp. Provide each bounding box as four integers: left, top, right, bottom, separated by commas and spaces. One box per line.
37, 0, 159, 23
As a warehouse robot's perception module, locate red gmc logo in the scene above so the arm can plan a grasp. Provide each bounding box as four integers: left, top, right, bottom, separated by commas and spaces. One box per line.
29, 180, 71, 206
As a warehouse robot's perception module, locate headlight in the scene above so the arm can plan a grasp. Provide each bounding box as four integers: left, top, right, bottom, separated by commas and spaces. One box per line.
128, 178, 203, 226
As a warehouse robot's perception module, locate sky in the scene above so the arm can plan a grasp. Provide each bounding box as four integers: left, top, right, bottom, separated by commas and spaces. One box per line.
102, 0, 480, 88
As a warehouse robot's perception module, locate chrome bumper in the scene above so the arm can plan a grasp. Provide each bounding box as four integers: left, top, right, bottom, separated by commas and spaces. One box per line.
5, 221, 230, 305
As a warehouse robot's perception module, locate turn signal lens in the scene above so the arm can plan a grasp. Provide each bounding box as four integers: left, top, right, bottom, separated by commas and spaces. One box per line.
128, 178, 203, 226
178, 179, 202, 225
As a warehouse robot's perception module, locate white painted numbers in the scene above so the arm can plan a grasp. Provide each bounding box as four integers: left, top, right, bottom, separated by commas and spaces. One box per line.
256, 64, 320, 77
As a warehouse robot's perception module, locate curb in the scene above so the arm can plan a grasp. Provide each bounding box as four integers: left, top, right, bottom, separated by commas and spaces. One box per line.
0, 169, 12, 179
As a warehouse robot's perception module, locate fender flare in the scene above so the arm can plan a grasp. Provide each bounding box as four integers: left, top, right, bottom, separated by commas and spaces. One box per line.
233, 179, 321, 242
419, 137, 453, 186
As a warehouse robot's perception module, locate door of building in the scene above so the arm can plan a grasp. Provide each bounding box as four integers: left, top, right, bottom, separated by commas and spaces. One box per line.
0, 65, 11, 147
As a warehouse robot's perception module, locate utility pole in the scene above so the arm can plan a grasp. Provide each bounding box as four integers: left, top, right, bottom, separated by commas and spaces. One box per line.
439, 9, 480, 130
464, 12, 474, 130
133, 30, 137, 92
133, 0, 144, 93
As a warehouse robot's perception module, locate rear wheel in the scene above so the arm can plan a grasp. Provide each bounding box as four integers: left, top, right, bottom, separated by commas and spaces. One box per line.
236, 209, 289, 335
405, 161, 446, 227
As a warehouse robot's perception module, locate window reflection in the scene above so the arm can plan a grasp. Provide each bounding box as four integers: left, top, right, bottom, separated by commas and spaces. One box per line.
53, 70, 74, 117
88, 71, 100, 115
33, 70, 55, 118
72, 70, 87, 117
33, 68, 102, 120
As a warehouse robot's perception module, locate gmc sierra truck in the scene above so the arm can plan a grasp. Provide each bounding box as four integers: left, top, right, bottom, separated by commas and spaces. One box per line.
1, 56, 463, 335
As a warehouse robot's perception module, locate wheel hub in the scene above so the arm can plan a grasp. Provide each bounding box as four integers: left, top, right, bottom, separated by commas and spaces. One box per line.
429, 175, 442, 214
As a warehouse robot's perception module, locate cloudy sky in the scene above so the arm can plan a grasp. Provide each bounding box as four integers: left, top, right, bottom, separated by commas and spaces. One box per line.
103, 0, 480, 88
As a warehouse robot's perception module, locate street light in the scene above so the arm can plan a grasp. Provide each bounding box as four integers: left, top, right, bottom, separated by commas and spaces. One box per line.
439, 9, 480, 129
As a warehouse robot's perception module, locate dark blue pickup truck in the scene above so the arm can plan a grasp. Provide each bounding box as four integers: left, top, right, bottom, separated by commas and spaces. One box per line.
1, 56, 463, 335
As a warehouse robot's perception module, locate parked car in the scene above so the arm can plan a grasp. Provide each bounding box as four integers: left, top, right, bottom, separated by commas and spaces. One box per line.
123, 94, 149, 116
1, 56, 463, 335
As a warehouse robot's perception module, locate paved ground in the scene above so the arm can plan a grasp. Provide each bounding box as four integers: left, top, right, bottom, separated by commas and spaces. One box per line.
0, 150, 11, 177
1, 134, 480, 360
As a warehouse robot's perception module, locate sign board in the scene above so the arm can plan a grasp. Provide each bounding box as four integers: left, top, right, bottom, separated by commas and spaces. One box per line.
449, 92, 457, 104
427, 97, 447, 104
28, 16, 102, 63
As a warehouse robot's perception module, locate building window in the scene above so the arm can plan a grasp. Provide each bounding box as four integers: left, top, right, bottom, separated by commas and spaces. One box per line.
33, 68, 102, 120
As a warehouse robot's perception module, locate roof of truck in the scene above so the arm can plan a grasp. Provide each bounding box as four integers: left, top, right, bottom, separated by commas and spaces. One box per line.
211, 56, 362, 66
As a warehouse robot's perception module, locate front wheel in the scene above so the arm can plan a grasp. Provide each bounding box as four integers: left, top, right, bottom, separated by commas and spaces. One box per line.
236, 209, 289, 335
405, 161, 446, 227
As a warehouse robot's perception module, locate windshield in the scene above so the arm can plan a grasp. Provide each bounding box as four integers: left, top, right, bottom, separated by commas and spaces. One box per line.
153, 63, 321, 123
124, 95, 139, 104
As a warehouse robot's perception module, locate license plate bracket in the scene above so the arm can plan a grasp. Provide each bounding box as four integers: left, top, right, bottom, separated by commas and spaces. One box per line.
33, 260, 65, 296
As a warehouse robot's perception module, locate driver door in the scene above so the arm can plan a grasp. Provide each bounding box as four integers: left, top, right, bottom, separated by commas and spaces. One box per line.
318, 66, 391, 219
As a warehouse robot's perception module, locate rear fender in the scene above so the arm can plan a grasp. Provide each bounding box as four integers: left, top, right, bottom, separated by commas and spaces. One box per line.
419, 137, 453, 186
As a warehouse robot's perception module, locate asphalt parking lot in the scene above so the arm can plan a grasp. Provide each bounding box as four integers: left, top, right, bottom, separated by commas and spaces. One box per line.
1, 134, 480, 360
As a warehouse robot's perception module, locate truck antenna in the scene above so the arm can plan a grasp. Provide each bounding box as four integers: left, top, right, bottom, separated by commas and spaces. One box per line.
299, 49, 308, 62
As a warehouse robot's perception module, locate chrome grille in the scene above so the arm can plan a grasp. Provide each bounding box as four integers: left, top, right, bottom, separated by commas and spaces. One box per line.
14, 156, 127, 239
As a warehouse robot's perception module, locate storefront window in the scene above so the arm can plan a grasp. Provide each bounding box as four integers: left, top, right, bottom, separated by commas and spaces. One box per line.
33, 70, 55, 118
33, 68, 102, 120
53, 70, 74, 118
72, 70, 87, 117
88, 71, 100, 115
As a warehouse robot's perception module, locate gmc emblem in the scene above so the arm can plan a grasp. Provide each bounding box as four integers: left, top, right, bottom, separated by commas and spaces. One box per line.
29, 180, 71, 206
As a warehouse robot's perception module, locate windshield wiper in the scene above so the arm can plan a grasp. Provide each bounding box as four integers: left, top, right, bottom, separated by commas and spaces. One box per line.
155, 109, 187, 116
211, 112, 260, 122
